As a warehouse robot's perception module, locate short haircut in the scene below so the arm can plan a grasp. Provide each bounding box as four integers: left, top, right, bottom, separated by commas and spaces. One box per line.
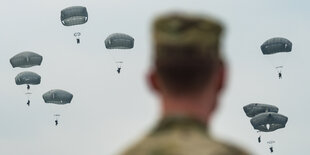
152, 13, 223, 94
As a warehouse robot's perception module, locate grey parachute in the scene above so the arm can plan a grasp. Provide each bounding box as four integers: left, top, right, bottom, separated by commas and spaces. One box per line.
243, 103, 279, 117
10, 51, 43, 68
61, 6, 88, 26
43, 89, 73, 105
261, 37, 292, 55
105, 33, 134, 49
250, 112, 288, 132
15, 71, 41, 85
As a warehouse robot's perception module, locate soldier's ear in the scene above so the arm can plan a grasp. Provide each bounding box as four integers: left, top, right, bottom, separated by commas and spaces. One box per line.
147, 69, 162, 94
215, 61, 227, 93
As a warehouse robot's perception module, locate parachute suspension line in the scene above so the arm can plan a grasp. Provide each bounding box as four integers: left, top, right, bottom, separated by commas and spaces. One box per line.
116, 61, 123, 68
276, 66, 283, 73
54, 114, 60, 120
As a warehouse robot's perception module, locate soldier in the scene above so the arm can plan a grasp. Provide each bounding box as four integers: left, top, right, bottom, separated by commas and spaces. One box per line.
121, 13, 249, 155
117, 67, 121, 74
270, 147, 274, 153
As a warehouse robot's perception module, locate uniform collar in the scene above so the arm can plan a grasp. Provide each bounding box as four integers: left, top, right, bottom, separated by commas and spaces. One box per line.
151, 115, 208, 134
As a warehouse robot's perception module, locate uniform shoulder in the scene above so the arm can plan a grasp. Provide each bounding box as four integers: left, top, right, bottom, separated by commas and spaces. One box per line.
212, 139, 249, 155
121, 117, 249, 155
121, 130, 249, 155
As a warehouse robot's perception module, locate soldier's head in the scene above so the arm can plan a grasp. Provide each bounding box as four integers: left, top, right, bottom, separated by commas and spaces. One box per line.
147, 13, 226, 122
148, 12, 225, 98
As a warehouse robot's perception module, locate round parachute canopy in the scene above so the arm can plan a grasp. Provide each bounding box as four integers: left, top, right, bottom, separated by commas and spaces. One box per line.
250, 112, 288, 132
15, 71, 41, 85
261, 37, 292, 55
105, 33, 134, 49
243, 103, 279, 117
43, 89, 73, 105
61, 6, 88, 26
10, 51, 43, 68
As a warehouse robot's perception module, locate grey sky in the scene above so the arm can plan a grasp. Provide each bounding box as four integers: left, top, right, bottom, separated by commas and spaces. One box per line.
0, 0, 309, 154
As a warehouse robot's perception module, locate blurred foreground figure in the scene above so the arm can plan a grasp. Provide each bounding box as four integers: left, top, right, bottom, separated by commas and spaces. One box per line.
121, 13, 248, 155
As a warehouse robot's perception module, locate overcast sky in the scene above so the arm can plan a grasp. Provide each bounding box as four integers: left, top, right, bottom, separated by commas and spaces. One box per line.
0, 0, 309, 154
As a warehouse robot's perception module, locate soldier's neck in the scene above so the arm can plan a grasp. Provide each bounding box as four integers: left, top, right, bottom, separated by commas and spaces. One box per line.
161, 89, 217, 125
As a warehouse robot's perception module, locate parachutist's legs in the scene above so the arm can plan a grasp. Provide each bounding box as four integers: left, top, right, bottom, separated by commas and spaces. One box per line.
27, 100, 30, 106
77, 38, 80, 44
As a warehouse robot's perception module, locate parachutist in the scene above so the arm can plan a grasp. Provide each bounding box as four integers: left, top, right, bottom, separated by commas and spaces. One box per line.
269, 147, 273, 153
258, 136, 261, 143
278, 72, 282, 79
77, 38, 80, 44
27, 84, 30, 90
27, 100, 30, 106
55, 120, 58, 126
117, 67, 121, 74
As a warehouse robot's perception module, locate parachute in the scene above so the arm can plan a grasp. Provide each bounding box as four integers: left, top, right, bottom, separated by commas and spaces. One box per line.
260, 37, 292, 78
261, 37, 292, 55
15, 71, 41, 86
61, 6, 88, 44
43, 89, 73, 105
10, 51, 43, 68
15, 71, 41, 106
43, 89, 73, 126
60, 6, 88, 26
243, 104, 288, 152
250, 112, 288, 132
243, 103, 279, 117
105, 33, 134, 49
105, 33, 134, 74
10, 52, 43, 107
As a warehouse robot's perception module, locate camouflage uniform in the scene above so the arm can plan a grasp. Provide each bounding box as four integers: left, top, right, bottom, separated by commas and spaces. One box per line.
121, 13, 249, 155
121, 116, 248, 155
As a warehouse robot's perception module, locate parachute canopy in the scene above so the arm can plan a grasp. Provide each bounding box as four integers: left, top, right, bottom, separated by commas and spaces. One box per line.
10, 51, 43, 68
43, 89, 73, 105
61, 6, 88, 26
250, 112, 288, 132
243, 103, 279, 117
15, 71, 41, 85
261, 37, 292, 55
105, 33, 134, 49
